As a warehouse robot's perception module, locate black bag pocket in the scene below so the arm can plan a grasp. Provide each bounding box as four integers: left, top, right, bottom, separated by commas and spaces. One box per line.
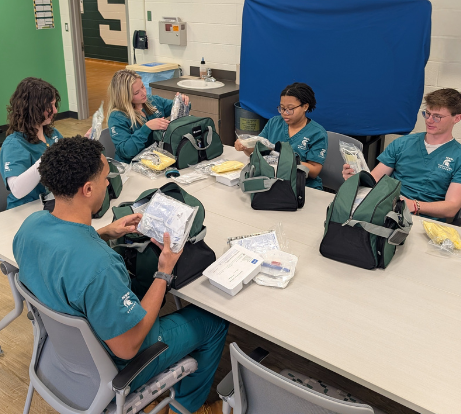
251, 180, 298, 211
319, 221, 376, 269
173, 240, 216, 289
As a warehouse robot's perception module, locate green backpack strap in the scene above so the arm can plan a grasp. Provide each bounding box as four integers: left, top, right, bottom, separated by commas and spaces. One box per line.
183, 126, 213, 151
239, 163, 281, 193
343, 201, 413, 245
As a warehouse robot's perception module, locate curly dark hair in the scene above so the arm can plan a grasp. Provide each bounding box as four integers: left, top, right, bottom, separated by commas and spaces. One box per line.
7, 77, 61, 144
39, 137, 105, 198
281, 82, 317, 113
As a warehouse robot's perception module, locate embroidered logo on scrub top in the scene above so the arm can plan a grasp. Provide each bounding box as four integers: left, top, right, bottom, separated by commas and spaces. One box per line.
122, 292, 136, 313
319, 149, 326, 158
438, 157, 454, 172
155, 109, 162, 117
111, 127, 117, 136
298, 137, 310, 150
52, 135, 59, 143
4, 162, 11, 172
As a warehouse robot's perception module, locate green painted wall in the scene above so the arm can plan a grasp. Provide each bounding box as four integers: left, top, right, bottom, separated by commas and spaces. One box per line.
0, 0, 69, 125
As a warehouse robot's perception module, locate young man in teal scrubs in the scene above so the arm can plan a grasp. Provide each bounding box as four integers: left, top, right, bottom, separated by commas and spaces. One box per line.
13, 137, 228, 414
343, 88, 461, 221
235, 82, 328, 190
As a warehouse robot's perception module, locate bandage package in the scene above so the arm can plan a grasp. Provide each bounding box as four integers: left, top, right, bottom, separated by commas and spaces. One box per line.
89, 102, 104, 141
203, 245, 263, 296
238, 135, 275, 149
228, 230, 280, 255
339, 140, 370, 174
170, 94, 190, 121
137, 191, 198, 253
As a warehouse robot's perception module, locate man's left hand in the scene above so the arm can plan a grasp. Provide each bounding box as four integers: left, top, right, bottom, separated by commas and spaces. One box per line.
98, 213, 143, 241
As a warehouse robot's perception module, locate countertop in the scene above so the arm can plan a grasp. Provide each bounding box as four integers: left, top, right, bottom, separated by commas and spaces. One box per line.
150, 77, 239, 99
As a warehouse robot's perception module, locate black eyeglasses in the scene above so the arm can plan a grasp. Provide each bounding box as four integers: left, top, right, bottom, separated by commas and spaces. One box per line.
421, 110, 450, 123
277, 104, 302, 115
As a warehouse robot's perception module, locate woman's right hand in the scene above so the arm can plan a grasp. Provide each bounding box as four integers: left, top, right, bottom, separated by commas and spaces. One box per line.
234, 138, 245, 152
342, 164, 355, 180
146, 117, 170, 131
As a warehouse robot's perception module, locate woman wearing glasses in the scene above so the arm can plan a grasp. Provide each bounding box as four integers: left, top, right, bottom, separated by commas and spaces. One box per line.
343, 88, 461, 220
235, 82, 328, 190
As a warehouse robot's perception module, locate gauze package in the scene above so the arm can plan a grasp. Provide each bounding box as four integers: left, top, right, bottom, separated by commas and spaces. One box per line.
237, 134, 275, 149
89, 102, 104, 141
170, 94, 190, 121
137, 190, 198, 253
228, 231, 280, 255
173, 171, 209, 185
339, 141, 370, 173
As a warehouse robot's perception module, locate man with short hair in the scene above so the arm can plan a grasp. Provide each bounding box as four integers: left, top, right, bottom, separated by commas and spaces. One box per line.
343, 88, 461, 220
13, 137, 228, 414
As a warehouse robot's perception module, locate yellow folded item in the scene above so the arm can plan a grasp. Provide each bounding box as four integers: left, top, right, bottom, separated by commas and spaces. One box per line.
211, 161, 245, 174
422, 221, 461, 249
140, 150, 176, 171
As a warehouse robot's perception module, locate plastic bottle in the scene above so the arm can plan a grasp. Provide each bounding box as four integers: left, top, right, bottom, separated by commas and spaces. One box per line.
200, 57, 206, 79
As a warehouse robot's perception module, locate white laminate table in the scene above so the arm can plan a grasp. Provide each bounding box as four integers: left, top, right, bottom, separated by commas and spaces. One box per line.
1, 146, 460, 414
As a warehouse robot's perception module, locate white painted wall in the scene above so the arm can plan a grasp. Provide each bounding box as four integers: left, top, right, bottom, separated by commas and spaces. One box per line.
59, 0, 78, 112
127, 0, 243, 72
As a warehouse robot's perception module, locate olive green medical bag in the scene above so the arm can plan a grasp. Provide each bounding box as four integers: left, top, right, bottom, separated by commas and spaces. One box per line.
319, 171, 413, 269
111, 182, 216, 298
157, 115, 223, 170
239, 141, 309, 211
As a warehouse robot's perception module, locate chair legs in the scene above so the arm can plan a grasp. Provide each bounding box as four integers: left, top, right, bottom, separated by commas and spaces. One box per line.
145, 389, 192, 414
0, 262, 23, 333
23, 383, 34, 414
174, 296, 183, 310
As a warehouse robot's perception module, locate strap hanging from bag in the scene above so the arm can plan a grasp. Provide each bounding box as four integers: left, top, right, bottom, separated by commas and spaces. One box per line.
342, 205, 413, 246
182, 126, 214, 151
239, 164, 281, 194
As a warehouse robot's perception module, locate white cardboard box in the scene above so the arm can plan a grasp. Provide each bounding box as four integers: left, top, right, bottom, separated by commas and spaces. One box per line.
214, 170, 241, 187
203, 245, 263, 296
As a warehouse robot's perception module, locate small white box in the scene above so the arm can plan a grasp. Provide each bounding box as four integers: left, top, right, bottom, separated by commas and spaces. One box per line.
215, 170, 241, 187
203, 245, 263, 296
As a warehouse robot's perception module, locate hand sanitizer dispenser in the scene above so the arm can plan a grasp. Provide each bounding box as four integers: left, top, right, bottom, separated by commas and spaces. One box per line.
159, 17, 187, 46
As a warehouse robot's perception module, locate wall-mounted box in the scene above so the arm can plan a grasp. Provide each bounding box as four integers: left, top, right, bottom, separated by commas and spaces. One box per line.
159, 17, 187, 46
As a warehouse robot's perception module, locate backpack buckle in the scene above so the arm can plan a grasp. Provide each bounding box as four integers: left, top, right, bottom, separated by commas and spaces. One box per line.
388, 228, 409, 246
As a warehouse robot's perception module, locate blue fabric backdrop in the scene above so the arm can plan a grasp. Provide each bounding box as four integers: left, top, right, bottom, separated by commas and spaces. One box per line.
239, 0, 431, 136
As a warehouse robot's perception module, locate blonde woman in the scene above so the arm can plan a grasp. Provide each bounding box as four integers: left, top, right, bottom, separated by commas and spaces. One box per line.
107, 69, 190, 163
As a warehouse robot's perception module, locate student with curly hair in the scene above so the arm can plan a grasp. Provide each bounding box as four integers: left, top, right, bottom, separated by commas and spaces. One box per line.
0, 78, 63, 209
14, 137, 229, 414
107, 69, 190, 163
234, 82, 328, 190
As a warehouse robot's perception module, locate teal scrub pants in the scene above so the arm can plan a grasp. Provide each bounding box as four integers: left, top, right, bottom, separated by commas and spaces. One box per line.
132, 304, 229, 412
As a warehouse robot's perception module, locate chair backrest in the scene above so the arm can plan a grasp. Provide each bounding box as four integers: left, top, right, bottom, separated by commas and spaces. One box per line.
229, 343, 374, 414
14, 274, 118, 414
319, 132, 364, 193
100, 128, 116, 159
0, 175, 9, 212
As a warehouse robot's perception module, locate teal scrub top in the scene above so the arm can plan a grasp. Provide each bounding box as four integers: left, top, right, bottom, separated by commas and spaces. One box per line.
108, 95, 174, 163
378, 132, 461, 220
259, 116, 328, 190
0, 129, 63, 209
13, 211, 160, 370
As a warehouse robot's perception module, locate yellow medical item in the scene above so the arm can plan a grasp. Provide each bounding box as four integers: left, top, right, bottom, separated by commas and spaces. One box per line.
422, 221, 461, 250
211, 161, 245, 174
140, 150, 176, 171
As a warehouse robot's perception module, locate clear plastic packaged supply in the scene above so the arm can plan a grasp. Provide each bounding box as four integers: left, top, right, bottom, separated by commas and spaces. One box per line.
351, 186, 372, 214
173, 171, 208, 185
194, 158, 227, 175
170, 94, 190, 121
132, 144, 177, 178
339, 140, 370, 174
210, 160, 245, 174
229, 230, 280, 255
238, 135, 275, 150
89, 101, 104, 141
263, 150, 280, 166
254, 250, 298, 289
137, 190, 198, 253
423, 220, 461, 257
131, 162, 162, 180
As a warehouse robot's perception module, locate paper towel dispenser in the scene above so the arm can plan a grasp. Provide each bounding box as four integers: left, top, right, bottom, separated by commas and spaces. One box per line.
159, 17, 187, 46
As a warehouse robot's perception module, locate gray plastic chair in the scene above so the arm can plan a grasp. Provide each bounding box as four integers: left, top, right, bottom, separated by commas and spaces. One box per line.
319, 132, 364, 193
0, 175, 9, 212
100, 128, 116, 159
217, 343, 376, 414
14, 273, 197, 414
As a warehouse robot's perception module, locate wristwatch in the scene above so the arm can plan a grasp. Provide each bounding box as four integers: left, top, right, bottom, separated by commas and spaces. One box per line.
153, 271, 176, 290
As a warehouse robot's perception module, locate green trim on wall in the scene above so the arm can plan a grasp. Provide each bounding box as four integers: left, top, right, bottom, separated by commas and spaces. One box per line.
0, 0, 69, 124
